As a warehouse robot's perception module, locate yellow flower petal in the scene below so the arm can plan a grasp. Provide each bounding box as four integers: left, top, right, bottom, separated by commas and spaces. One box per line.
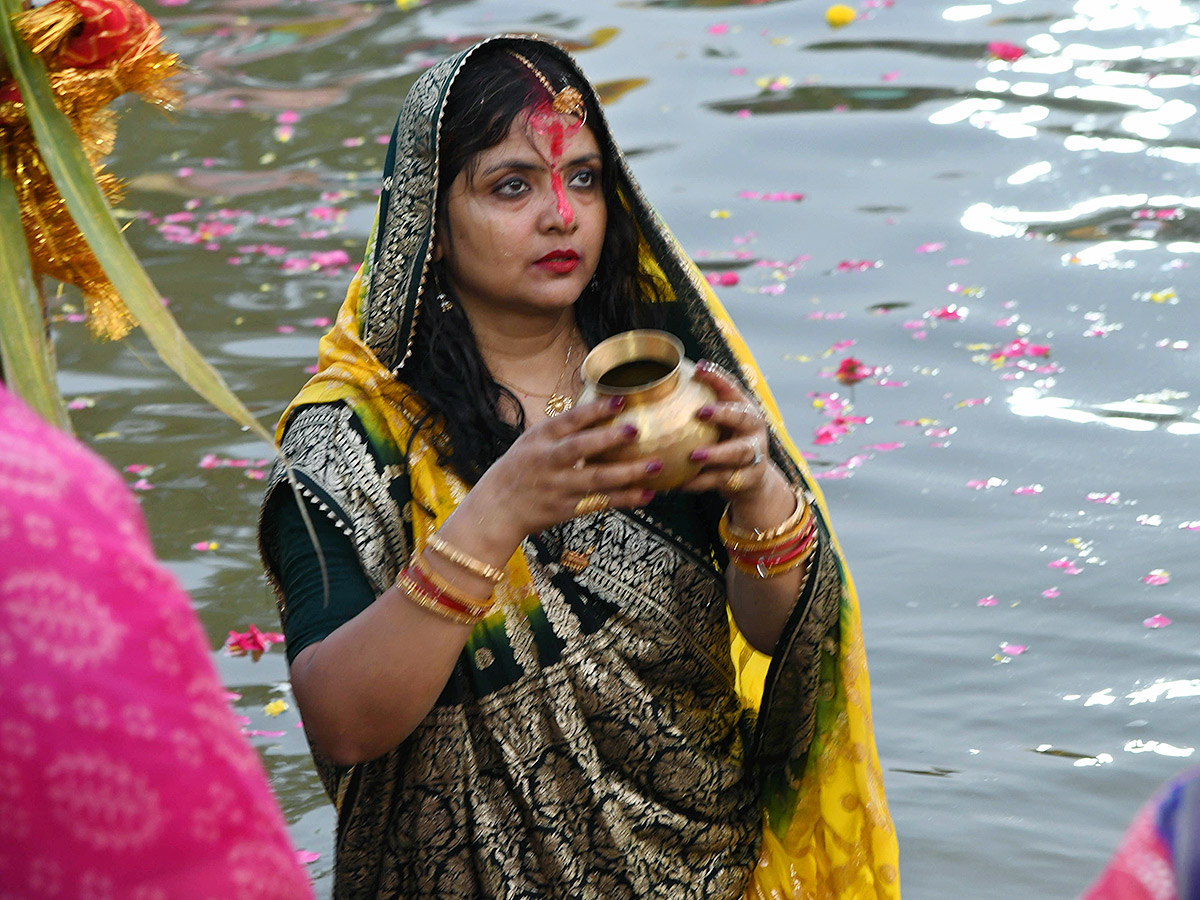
826, 4, 857, 28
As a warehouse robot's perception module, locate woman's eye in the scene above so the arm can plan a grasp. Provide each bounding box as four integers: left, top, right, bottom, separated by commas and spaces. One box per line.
569, 169, 598, 189
494, 177, 529, 197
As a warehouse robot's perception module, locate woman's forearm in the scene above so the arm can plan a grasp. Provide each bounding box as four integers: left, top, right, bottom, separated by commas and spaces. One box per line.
290, 489, 526, 766
722, 465, 810, 653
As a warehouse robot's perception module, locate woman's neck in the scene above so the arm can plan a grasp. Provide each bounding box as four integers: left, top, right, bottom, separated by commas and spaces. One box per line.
470, 308, 583, 423
472, 309, 578, 382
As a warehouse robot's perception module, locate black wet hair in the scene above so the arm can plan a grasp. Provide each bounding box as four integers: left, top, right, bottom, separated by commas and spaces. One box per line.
400, 41, 665, 483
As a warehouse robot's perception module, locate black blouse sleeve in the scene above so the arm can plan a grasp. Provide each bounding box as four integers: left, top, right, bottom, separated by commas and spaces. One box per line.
263, 487, 379, 664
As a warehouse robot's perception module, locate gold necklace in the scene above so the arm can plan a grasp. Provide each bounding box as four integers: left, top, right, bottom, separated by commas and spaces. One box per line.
494, 339, 577, 417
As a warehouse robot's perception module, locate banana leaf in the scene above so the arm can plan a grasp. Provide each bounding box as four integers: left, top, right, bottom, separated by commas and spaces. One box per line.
0, 0, 275, 446
0, 168, 72, 431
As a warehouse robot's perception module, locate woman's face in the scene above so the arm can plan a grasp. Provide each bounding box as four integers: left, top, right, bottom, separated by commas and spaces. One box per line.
435, 113, 607, 319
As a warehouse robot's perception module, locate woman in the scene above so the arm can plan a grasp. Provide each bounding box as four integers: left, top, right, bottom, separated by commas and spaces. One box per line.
259, 34, 899, 899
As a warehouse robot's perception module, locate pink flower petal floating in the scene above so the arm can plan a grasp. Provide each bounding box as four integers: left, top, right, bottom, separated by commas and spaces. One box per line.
990, 338, 1051, 364
1042, 587, 1061, 598
192, 541, 219, 552
861, 442, 905, 451
928, 304, 967, 320
296, 850, 322, 865
1012, 484, 1043, 496
1142, 569, 1171, 586
966, 477, 1005, 490
835, 259, 880, 273
1143, 614, 1172, 629
977, 595, 998, 607
1000, 642, 1027, 656
705, 271, 740, 286
956, 398, 988, 408
810, 392, 851, 415
835, 356, 873, 386
707, 22, 729, 34
988, 41, 1025, 62
243, 729, 287, 738
1048, 558, 1083, 575
224, 624, 285, 661
915, 242, 945, 254
737, 190, 805, 202
814, 421, 850, 446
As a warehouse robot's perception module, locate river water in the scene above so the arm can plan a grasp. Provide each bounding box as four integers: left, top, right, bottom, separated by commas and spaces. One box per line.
52, 0, 1200, 896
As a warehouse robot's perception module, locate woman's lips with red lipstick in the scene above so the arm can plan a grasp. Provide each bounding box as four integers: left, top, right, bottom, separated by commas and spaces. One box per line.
534, 249, 580, 274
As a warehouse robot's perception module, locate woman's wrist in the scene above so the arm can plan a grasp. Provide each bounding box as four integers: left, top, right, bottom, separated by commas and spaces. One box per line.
726, 463, 796, 533
434, 483, 527, 573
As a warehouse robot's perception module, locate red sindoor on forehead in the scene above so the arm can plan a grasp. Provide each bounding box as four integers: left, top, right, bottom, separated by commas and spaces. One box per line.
527, 103, 584, 226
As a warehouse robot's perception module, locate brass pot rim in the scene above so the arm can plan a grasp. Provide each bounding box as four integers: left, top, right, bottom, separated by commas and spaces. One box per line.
580, 329, 684, 397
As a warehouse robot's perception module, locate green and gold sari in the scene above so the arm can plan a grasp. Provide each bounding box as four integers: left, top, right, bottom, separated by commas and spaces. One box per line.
260, 34, 899, 900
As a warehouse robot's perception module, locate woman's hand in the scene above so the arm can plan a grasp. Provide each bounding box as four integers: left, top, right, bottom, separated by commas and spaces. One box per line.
677, 360, 775, 502
463, 396, 661, 547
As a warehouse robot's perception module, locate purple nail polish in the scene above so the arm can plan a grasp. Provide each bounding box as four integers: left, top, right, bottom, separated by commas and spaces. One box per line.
690, 448, 708, 462
621, 424, 639, 438
698, 405, 715, 421
608, 396, 626, 411
696, 359, 712, 372
645, 460, 663, 475
640, 489, 656, 503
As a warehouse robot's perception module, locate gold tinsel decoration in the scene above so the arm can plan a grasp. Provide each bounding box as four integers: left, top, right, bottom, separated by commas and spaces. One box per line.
0, 0, 181, 340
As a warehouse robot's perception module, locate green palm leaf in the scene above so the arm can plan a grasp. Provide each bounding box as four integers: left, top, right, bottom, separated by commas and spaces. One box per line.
0, 0, 275, 446
0, 169, 72, 431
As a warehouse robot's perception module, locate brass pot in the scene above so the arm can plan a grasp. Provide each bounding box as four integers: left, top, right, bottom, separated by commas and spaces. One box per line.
576, 330, 719, 491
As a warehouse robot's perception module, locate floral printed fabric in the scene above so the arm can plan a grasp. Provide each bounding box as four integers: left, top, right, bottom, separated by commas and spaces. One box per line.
0, 384, 314, 900
1082, 766, 1200, 900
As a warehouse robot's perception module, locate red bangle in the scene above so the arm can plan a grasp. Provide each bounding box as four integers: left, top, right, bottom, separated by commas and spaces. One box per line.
726, 518, 816, 566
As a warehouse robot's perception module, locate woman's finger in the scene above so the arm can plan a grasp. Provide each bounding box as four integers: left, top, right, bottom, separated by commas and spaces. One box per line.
542, 395, 626, 437
693, 359, 751, 402
553, 419, 655, 469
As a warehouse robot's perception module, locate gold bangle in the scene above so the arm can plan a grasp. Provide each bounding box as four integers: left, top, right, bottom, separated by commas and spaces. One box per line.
425, 534, 506, 585
395, 568, 488, 626
720, 489, 806, 540
720, 506, 812, 554
724, 514, 816, 560
411, 554, 495, 611
720, 492, 811, 551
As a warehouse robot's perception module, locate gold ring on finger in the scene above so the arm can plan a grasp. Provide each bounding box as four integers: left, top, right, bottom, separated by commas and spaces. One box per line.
574, 492, 610, 517
726, 468, 748, 493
